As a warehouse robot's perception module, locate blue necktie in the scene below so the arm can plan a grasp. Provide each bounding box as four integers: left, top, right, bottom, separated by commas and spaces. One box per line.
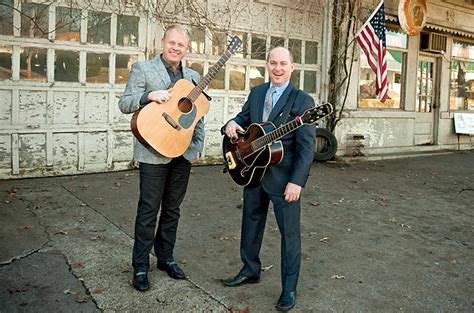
262, 86, 276, 121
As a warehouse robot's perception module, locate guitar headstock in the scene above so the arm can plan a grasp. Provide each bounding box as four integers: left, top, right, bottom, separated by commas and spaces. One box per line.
227, 35, 242, 55
301, 102, 334, 124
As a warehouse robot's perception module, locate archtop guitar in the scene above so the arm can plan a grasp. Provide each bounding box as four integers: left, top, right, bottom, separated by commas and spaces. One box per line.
131, 36, 242, 157
223, 103, 334, 186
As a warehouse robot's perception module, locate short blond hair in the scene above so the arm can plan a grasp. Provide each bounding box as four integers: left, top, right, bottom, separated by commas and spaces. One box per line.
266, 47, 294, 63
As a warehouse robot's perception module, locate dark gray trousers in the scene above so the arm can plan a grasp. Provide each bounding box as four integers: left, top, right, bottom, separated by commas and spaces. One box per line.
132, 157, 191, 273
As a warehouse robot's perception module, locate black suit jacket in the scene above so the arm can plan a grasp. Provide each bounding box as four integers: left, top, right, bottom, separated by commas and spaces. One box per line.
232, 82, 316, 195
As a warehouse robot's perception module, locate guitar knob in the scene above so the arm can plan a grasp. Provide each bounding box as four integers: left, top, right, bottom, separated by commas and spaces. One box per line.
222, 167, 228, 173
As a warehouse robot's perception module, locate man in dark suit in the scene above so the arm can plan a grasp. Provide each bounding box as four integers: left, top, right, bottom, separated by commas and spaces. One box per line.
118, 25, 204, 292
222, 47, 316, 311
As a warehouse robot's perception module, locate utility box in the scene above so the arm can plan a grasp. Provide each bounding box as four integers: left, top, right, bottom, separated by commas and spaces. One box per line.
345, 134, 367, 157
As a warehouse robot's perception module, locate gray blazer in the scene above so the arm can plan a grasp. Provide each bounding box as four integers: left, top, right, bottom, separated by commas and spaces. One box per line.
118, 57, 205, 164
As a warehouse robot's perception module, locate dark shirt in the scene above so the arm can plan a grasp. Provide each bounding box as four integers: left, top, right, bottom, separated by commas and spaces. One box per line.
139, 54, 184, 106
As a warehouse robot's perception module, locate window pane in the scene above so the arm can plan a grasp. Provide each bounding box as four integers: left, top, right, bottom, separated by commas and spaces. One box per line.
250, 66, 265, 88
0, 45, 12, 80
305, 41, 318, 64
229, 64, 245, 91
211, 31, 226, 56
449, 61, 474, 111
416, 60, 434, 112
304, 71, 317, 94
0, 0, 13, 36
20, 47, 47, 81
452, 41, 474, 59
289, 39, 301, 63
251, 35, 266, 60
88, 12, 111, 44
359, 49, 404, 109
21, 3, 48, 39
270, 36, 285, 50
116, 54, 138, 84
386, 27, 407, 49
208, 62, 225, 89
56, 7, 81, 42
291, 69, 300, 88
86, 53, 109, 83
232, 32, 247, 58
186, 60, 204, 77
190, 27, 205, 54
117, 15, 139, 47
55, 50, 79, 82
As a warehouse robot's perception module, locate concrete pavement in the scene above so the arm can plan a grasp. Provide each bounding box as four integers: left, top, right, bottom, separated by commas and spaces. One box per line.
0, 151, 473, 312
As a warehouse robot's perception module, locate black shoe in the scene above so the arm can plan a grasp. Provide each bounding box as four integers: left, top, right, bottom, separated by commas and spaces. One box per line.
157, 260, 186, 279
275, 291, 296, 311
132, 272, 149, 292
221, 274, 260, 287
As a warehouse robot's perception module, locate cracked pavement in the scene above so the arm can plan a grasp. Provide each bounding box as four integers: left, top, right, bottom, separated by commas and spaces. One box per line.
0, 151, 473, 312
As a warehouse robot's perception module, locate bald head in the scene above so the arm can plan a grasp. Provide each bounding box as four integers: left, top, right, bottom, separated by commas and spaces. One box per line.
266, 47, 293, 63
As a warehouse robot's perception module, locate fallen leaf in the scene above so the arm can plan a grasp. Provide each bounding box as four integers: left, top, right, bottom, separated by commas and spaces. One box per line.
90, 235, 100, 241
319, 236, 330, 243
309, 232, 318, 236
18, 225, 33, 230
230, 306, 250, 313
7, 188, 18, 196
92, 287, 105, 294
75, 294, 89, 303
331, 275, 346, 279
261, 265, 273, 272
310, 202, 320, 206
63, 289, 77, 295
448, 260, 457, 266
9, 288, 27, 294
54, 231, 68, 235
79, 185, 88, 189
220, 236, 240, 241
71, 262, 85, 269
389, 218, 396, 223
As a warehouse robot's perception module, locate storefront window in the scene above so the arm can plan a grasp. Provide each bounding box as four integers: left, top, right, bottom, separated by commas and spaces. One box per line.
251, 35, 266, 60
305, 41, 318, 64
55, 50, 79, 82
117, 15, 139, 47
249, 66, 265, 88
190, 27, 205, 54
115, 54, 138, 84
86, 53, 109, 83
291, 69, 300, 88
208, 62, 225, 89
229, 64, 245, 91
270, 36, 285, 49
304, 70, 317, 94
88, 12, 111, 44
0, 45, 12, 80
289, 39, 301, 63
20, 47, 47, 81
186, 60, 204, 77
232, 32, 247, 58
21, 3, 49, 39
211, 31, 226, 56
0, 0, 13, 36
450, 41, 474, 111
56, 7, 81, 42
359, 26, 407, 109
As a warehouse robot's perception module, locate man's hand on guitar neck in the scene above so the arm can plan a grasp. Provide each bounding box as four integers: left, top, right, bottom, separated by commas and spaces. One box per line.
284, 183, 302, 202
224, 120, 245, 139
148, 88, 172, 104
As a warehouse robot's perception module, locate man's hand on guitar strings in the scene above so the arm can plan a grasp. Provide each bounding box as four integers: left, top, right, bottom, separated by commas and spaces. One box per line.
148, 88, 172, 104
224, 120, 245, 140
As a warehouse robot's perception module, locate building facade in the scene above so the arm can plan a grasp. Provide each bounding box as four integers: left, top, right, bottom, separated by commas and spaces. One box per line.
0, 0, 472, 179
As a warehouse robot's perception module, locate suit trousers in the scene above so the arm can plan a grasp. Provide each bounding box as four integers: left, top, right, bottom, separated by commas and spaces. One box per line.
132, 157, 191, 273
239, 184, 301, 292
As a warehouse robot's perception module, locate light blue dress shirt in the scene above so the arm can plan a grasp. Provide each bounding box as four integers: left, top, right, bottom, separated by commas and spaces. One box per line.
269, 81, 290, 107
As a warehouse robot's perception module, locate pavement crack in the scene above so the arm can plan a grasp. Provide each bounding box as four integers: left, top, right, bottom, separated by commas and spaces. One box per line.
185, 276, 231, 311
59, 185, 133, 240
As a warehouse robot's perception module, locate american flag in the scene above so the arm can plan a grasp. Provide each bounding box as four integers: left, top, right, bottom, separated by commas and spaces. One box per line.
356, 1, 388, 102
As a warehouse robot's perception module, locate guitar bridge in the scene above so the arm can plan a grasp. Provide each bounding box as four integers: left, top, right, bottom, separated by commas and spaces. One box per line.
162, 112, 182, 130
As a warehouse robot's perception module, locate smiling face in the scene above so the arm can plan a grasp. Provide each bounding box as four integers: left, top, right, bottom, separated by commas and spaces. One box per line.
266, 47, 295, 87
161, 28, 190, 68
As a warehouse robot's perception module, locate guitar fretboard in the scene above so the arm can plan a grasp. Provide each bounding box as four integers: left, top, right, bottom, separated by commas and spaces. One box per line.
250, 118, 303, 152
188, 50, 233, 101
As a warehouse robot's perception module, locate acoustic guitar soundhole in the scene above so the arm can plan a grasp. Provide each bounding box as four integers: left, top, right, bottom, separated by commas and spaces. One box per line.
178, 97, 193, 113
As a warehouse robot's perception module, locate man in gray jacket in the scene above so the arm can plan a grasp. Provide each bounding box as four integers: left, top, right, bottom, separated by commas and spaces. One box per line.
118, 25, 204, 292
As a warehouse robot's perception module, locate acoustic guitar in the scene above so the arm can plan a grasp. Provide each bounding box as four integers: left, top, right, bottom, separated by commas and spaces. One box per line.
223, 103, 334, 187
131, 36, 242, 157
